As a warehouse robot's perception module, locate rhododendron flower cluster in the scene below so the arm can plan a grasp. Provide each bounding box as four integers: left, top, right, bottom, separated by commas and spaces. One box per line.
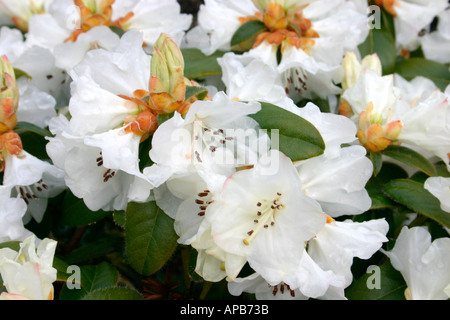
0, 0, 448, 302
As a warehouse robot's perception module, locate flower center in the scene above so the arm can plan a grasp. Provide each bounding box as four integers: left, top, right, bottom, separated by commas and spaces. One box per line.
240, 2, 319, 53
95, 151, 117, 183
195, 189, 213, 216
15, 179, 49, 205
188, 120, 234, 165
243, 192, 284, 245
283, 67, 308, 96
65, 0, 135, 42
268, 282, 296, 297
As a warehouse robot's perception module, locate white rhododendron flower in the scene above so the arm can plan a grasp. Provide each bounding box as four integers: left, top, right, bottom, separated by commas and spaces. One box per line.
0, 235, 57, 300
0, 26, 69, 109
25, 0, 192, 71
0, 186, 34, 243
420, 9, 450, 64
384, 226, 450, 300
227, 216, 388, 300
295, 145, 373, 217
46, 115, 152, 212
206, 149, 326, 287
342, 67, 450, 169
3, 149, 66, 223
0, 0, 56, 32
45, 31, 157, 211
307, 218, 389, 297
218, 51, 294, 107
186, 0, 368, 101
145, 92, 266, 187
375, 0, 448, 52
424, 176, 450, 213
0, 0, 448, 302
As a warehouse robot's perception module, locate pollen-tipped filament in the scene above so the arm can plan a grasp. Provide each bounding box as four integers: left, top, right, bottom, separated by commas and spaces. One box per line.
243, 192, 285, 245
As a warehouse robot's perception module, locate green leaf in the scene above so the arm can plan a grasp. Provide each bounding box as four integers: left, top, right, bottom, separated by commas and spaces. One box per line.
182, 48, 225, 80
82, 287, 144, 300
138, 135, 154, 171
113, 210, 126, 228
0, 241, 20, 251
230, 20, 268, 52
125, 201, 178, 276
14, 121, 53, 160
358, 28, 396, 75
369, 151, 383, 177
384, 179, 450, 228
345, 261, 406, 300
366, 162, 408, 210
380, 7, 395, 39
382, 145, 437, 177
14, 68, 32, 80
249, 102, 325, 161
109, 26, 125, 38
185, 85, 209, 101
14, 121, 52, 137
59, 261, 119, 300
394, 58, 450, 91
61, 190, 112, 227
64, 235, 123, 265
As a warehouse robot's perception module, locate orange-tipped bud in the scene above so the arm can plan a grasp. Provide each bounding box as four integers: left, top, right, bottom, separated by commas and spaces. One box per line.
0, 130, 23, 172
339, 100, 354, 118
263, 3, 288, 30
124, 110, 158, 143
0, 56, 19, 134
148, 33, 187, 114
357, 102, 403, 153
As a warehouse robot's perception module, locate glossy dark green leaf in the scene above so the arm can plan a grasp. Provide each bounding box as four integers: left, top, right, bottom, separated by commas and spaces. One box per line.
82, 287, 144, 300
358, 28, 396, 75
125, 201, 178, 276
249, 102, 325, 161
394, 58, 450, 91
366, 162, 408, 210
230, 19, 268, 52
59, 261, 118, 300
382, 145, 437, 177
185, 85, 209, 101
182, 48, 225, 79
345, 261, 406, 300
384, 179, 450, 228
14, 121, 52, 137
63, 235, 123, 265
61, 191, 112, 226
369, 151, 383, 177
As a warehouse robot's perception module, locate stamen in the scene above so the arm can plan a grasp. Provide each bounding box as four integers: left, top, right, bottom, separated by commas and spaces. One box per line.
103, 169, 116, 183
243, 192, 284, 245
96, 152, 103, 167
195, 190, 212, 217
269, 282, 295, 297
